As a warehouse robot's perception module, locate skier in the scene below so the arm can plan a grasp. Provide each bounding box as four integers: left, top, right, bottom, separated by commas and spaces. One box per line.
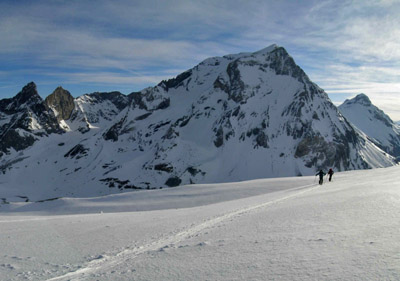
327, 168, 334, 182
316, 169, 326, 185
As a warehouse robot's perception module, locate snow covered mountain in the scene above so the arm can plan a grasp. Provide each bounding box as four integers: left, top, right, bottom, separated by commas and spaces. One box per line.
339, 94, 400, 160
0, 82, 62, 158
0, 45, 396, 201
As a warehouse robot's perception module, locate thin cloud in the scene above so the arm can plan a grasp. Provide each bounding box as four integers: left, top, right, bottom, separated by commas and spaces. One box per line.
1, 0, 400, 119
49, 71, 170, 86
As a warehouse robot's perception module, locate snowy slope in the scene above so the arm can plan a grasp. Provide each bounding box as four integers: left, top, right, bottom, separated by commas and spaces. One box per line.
1, 166, 399, 280
0, 45, 396, 201
339, 93, 400, 159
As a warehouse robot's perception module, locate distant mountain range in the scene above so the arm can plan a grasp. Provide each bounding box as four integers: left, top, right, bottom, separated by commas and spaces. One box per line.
0, 44, 397, 202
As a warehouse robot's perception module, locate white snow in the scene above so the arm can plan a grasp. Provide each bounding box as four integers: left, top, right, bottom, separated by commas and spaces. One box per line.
339, 94, 400, 152
1, 166, 399, 280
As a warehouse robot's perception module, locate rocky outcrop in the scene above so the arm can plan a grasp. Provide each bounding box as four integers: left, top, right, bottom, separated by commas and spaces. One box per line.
45, 87, 75, 121
86, 91, 129, 111
0, 82, 62, 155
0, 82, 42, 114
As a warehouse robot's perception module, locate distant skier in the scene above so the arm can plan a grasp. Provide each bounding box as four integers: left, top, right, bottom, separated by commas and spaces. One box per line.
327, 168, 334, 182
316, 170, 326, 185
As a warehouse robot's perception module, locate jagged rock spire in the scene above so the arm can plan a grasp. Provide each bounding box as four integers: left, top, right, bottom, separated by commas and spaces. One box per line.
45, 86, 75, 121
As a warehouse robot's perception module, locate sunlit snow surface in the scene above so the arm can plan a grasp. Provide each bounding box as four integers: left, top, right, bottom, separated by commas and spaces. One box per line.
1, 166, 400, 280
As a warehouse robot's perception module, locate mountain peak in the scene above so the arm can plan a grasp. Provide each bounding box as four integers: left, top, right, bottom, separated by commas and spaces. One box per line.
24, 81, 37, 90
16, 81, 41, 103
55, 86, 66, 91
339, 93, 400, 157
52, 86, 71, 96
354, 93, 371, 105
254, 44, 279, 55
0, 82, 44, 113
45, 86, 75, 121
344, 93, 372, 106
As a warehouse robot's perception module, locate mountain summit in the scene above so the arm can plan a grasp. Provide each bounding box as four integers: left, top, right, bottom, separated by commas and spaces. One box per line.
339, 94, 400, 159
342, 93, 372, 106
0, 46, 396, 201
45, 86, 75, 121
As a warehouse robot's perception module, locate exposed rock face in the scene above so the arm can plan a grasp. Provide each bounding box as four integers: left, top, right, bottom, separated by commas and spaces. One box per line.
86, 91, 129, 111
0, 82, 62, 155
0, 130, 36, 155
45, 87, 75, 121
64, 144, 89, 159
0, 82, 42, 114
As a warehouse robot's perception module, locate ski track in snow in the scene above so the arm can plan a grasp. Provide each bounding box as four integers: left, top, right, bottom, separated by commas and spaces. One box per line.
46, 183, 317, 281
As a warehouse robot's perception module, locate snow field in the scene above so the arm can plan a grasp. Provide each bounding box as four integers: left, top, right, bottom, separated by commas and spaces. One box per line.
1, 166, 400, 280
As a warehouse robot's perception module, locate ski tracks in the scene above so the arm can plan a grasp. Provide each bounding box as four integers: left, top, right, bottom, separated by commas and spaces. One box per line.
46, 183, 317, 281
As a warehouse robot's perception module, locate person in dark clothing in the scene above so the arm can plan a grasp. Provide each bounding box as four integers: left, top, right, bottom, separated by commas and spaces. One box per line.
327, 168, 334, 182
316, 170, 326, 185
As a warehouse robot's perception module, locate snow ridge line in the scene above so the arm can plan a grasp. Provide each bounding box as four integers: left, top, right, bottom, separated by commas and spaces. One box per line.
46, 183, 317, 281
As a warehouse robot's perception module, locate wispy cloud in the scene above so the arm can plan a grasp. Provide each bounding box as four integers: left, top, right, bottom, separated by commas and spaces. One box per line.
1, 0, 400, 119
46, 71, 171, 86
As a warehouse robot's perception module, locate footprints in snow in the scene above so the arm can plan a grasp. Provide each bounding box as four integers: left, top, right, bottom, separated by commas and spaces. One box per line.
1, 263, 16, 270
1, 255, 33, 271
0, 254, 86, 280
153, 240, 211, 255
48, 185, 317, 280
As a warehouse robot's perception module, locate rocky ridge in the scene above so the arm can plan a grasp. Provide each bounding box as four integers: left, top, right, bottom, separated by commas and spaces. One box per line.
0, 82, 61, 156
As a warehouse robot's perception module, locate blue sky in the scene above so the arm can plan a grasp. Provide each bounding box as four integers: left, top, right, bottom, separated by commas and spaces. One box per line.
1, 0, 400, 119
